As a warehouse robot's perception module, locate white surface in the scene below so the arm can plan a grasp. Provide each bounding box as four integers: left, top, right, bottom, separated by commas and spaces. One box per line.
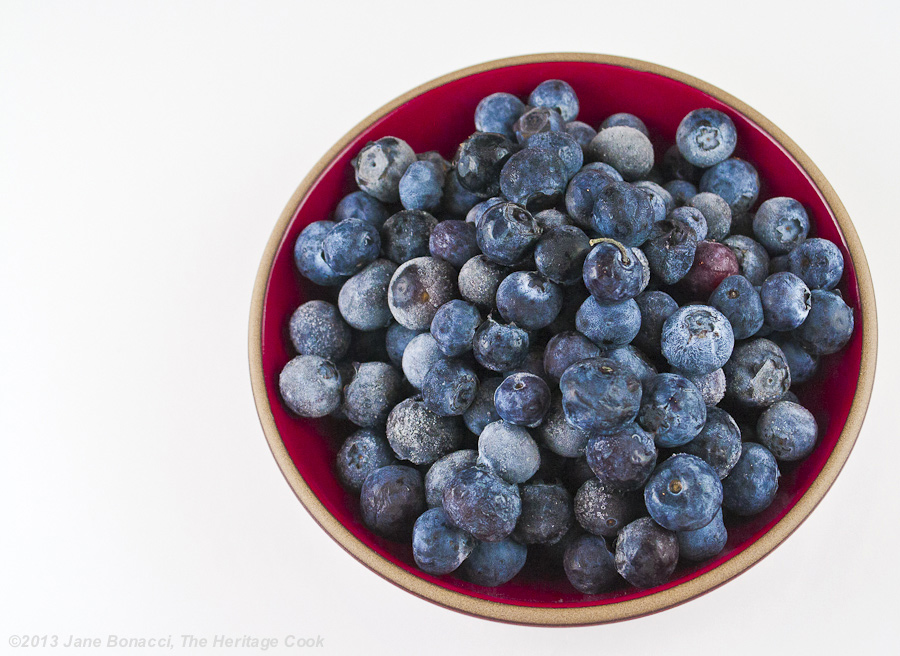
1, 2, 898, 654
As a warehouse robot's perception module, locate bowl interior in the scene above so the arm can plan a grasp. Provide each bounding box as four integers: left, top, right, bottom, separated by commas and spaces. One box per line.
258, 60, 863, 608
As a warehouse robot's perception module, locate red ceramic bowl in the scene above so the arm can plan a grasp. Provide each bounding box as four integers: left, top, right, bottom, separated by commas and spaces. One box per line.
249, 54, 876, 625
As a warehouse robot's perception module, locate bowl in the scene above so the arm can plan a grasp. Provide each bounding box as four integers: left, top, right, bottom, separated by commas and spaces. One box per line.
249, 53, 877, 625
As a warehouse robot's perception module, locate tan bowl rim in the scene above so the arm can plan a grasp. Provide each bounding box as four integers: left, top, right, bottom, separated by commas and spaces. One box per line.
248, 53, 878, 626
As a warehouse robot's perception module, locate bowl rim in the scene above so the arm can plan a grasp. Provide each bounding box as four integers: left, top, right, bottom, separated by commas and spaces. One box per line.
248, 52, 877, 626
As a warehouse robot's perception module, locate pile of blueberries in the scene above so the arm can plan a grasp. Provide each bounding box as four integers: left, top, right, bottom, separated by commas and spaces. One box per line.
279, 79, 854, 593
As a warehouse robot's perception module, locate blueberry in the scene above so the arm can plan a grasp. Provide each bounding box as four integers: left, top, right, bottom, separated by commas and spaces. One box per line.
588, 126, 654, 181
565, 168, 617, 229
664, 179, 699, 207
662, 144, 703, 183
500, 147, 569, 211
354, 136, 416, 203
639, 373, 707, 448
564, 534, 620, 594
473, 316, 530, 372
684, 239, 742, 299
644, 454, 722, 531
386, 396, 464, 464
513, 106, 566, 146
338, 258, 398, 331
772, 336, 818, 384
475, 92, 526, 141
575, 478, 641, 537
585, 424, 658, 492
494, 372, 551, 428
760, 272, 812, 331
534, 225, 592, 285
721, 442, 780, 516
417, 150, 451, 173
527, 131, 584, 180
425, 449, 479, 508
412, 507, 476, 575
428, 220, 479, 269
757, 401, 817, 461
689, 192, 732, 241
401, 333, 446, 389
723, 338, 791, 408
614, 517, 679, 589
388, 256, 459, 330
476, 201, 542, 265
642, 217, 699, 285
677, 507, 727, 561
533, 208, 572, 230
592, 181, 655, 246
583, 239, 646, 303
430, 299, 482, 357
601, 112, 649, 136
535, 394, 592, 457
581, 161, 625, 181
634, 180, 672, 223
421, 359, 479, 417
708, 275, 764, 340
529, 79, 580, 121
381, 210, 438, 264
543, 331, 602, 382
699, 158, 760, 214
442, 466, 522, 541
293, 221, 350, 287
461, 537, 528, 586
606, 345, 658, 388
457, 255, 509, 309
560, 357, 642, 434
676, 108, 737, 167
288, 300, 351, 360
360, 465, 425, 538
441, 169, 483, 217
463, 377, 502, 436
496, 271, 563, 330
675, 367, 726, 407
787, 238, 844, 291
661, 305, 735, 376
385, 322, 423, 367
336, 429, 397, 491
279, 355, 342, 417
454, 132, 519, 198
334, 190, 390, 228
565, 120, 598, 152
321, 218, 382, 276
638, 180, 676, 211
753, 197, 810, 255
633, 290, 679, 356
466, 196, 505, 225
723, 235, 771, 286
477, 421, 541, 484
504, 350, 549, 384
575, 296, 642, 350
398, 160, 445, 212
681, 407, 741, 479
342, 362, 403, 427
669, 206, 708, 243
514, 482, 574, 545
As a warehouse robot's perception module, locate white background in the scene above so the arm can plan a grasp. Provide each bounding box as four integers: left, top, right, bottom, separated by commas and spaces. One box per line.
2, 2, 898, 654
